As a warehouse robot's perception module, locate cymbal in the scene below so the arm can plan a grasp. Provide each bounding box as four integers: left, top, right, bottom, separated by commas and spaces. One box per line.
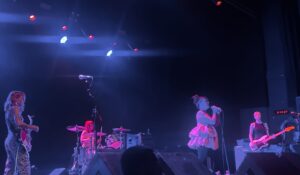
113, 127, 131, 132
66, 125, 85, 132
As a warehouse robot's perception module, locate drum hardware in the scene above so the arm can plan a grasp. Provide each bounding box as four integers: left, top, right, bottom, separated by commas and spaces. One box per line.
105, 134, 124, 149
82, 132, 107, 151
112, 127, 131, 149
67, 124, 85, 174
67, 123, 145, 174
67, 125, 85, 132
112, 126, 131, 133
83, 132, 107, 137
67, 125, 107, 173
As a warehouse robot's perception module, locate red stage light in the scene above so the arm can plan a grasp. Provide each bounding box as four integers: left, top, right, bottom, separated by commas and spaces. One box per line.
88, 34, 94, 40
62, 25, 68, 31
216, 0, 222, 6
29, 15, 36, 22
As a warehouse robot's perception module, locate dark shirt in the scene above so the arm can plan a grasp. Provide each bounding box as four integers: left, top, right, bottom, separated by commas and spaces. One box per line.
253, 122, 267, 140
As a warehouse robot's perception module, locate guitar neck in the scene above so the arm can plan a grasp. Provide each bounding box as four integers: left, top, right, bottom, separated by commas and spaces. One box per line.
265, 130, 286, 142
274, 130, 286, 137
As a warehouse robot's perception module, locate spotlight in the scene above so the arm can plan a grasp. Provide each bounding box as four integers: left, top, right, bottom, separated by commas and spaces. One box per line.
29, 14, 36, 22
216, 0, 222, 6
106, 50, 113, 57
133, 48, 139, 52
60, 36, 68, 44
212, 0, 222, 6
88, 34, 94, 40
61, 25, 68, 31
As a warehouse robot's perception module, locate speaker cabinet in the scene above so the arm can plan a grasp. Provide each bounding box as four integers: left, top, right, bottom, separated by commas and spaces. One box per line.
156, 152, 212, 175
83, 152, 123, 175
236, 153, 300, 175
83, 151, 212, 175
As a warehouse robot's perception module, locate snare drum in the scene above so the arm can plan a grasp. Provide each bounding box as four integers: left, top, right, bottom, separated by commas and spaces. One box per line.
105, 134, 122, 149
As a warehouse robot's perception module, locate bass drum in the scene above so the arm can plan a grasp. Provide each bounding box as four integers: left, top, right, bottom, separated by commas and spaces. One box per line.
105, 134, 122, 149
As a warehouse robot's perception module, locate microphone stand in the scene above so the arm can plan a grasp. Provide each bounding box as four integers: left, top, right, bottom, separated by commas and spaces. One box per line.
84, 77, 102, 153
220, 111, 230, 174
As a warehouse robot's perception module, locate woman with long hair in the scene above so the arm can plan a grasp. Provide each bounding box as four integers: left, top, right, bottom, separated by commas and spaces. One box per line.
3, 91, 39, 175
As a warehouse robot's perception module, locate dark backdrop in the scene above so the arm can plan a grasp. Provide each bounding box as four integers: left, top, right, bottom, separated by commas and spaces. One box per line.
0, 0, 281, 173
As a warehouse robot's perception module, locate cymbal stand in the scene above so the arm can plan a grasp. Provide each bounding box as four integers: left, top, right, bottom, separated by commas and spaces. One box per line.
120, 131, 125, 149
70, 130, 81, 174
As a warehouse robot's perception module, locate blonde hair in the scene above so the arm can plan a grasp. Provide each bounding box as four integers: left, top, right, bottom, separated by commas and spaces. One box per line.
4, 91, 26, 112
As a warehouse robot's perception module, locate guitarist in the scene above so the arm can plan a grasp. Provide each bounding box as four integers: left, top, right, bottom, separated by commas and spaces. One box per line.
249, 111, 270, 151
3, 91, 39, 175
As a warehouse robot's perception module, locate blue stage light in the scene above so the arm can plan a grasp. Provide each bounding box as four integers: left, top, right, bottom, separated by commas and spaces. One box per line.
60, 36, 68, 44
106, 50, 113, 57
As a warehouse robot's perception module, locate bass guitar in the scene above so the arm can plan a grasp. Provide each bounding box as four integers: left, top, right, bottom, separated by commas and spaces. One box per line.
20, 115, 34, 152
249, 126, 295, 151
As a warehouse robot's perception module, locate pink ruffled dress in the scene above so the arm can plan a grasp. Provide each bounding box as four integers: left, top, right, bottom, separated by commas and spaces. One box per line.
187, 111, 219, 150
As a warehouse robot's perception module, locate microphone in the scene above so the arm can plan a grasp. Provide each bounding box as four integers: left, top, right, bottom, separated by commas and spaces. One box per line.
78, 74, 93, 80
211, 105, 222, 113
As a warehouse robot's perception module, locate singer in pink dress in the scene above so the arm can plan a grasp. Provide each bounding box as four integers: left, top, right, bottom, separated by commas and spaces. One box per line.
187, 95, 221, 162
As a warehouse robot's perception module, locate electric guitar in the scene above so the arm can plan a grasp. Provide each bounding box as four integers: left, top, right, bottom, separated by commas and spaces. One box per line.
249, 126, 295, 151
20, 115, 34, 152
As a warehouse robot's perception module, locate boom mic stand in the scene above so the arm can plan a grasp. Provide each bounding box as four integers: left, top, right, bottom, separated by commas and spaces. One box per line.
82, 76, 102, 153
220, 111, 230, 174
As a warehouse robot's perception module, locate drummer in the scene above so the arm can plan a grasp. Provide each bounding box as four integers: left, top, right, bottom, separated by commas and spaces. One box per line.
80, 120, 96, 152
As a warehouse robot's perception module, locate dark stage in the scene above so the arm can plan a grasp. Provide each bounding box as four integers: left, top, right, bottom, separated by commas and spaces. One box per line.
1, 0, 300, 174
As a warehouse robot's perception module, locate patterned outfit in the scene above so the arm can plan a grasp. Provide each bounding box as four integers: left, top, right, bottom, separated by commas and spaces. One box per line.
4, 106, 31, 175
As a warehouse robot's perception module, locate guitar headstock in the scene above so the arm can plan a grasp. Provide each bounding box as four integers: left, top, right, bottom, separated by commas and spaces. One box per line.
284, 126, 295, 132
27, 115, 34, 125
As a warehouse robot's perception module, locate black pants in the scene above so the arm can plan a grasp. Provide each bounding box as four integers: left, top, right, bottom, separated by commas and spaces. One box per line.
197, 146, 208, 163
197, 147, 222, 172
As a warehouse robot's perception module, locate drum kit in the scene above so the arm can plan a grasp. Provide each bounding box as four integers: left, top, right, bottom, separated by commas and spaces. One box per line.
67, 124, 140, 175
69, 75, 145, 174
